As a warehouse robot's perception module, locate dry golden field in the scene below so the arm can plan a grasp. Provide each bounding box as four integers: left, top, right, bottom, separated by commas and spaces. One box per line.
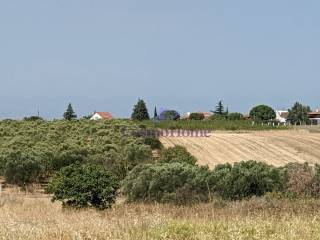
1, 195, 320, 240
161, 129, 320, 167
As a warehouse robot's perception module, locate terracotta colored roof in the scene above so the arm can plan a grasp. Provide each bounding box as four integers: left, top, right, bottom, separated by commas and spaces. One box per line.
96, 112, 113, 120
309, 112, 320, 116
309, 108, 320, 114
279, 112, 289, 118
198, 112, 213, 118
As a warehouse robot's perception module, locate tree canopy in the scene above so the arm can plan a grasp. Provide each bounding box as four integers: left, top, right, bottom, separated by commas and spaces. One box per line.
158, 110, 180, 120
131, 99, 150, 121
153, 106, 158, 119
47, 163, 119, 209
63, 103, 77, 120
0, 119, 153, 183
189, 112, 205, 120
288, 102, 311, 125
250, 105, 276, 123
211, 100, 225, 115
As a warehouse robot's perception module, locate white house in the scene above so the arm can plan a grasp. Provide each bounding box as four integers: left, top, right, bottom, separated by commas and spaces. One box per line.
90, 112, 113, 120
275, 110, 289, 124
308, 109, 320, 125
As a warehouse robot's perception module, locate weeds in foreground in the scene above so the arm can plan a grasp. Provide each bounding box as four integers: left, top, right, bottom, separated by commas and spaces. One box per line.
0, 196, 320, 240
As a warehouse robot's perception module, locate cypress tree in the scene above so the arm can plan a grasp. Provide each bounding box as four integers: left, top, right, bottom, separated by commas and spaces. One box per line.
131, 99, 150, 121
63, 103, 77, 120
153, 106, 158, 119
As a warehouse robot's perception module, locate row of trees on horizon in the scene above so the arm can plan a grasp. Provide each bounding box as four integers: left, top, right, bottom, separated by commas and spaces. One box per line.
20, 99, 315, 126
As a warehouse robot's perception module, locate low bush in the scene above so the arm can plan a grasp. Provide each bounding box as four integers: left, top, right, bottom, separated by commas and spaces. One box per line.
23, 116, 44, 121
160, 145, 197, 165
158, 110, 180, 121
4, 152, 44, 186
188, 113, 205, 120
208, 114, 227, 121
144, 137, 163, 150
284, 163, 320, 198
122, 162, 212, 204
227, 112, 243, 120
92, 143, 153, 180
51, 146, 88, 171
211, 161, 285, 200
123, 160, 290, 204
47, 163, 119, 209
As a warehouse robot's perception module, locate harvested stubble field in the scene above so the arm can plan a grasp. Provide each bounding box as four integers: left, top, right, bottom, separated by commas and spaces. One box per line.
1, 195, 320, 239
161, 129, 320, 167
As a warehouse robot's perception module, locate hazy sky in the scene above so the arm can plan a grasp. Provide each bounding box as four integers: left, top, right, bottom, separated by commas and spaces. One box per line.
0, 1, 319, 119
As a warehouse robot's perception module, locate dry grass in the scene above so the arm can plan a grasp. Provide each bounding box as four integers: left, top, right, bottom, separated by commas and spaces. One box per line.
161, 130, 320, 167
1, 195, 320, 239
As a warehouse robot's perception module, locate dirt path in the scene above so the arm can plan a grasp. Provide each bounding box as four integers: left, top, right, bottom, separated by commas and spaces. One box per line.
160, 130, 320, 167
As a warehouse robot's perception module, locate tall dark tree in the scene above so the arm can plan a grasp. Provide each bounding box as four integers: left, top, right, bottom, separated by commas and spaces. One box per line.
288, 102, 311, 125
63, 103, 77, 120
211, 100, 225, 115
131, 99, 150, 121
153, 106, 158, 119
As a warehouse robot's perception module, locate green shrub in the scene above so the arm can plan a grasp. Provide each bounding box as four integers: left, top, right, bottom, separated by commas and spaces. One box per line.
160, 146, 197, 165
159, 110, 180, 120
144, 137, 163, 150
122, 163, 212, 204
189, 113, 205, 120
23, 116, 44, 121
227, 112, 243, 120
208, 115, 227, 121
4, 152, 44, 186
0, 119, 152, 182
211, 161, 285, 200
47, 163, 119, 209
51, 146, 88, 171
91, 143, 153, 180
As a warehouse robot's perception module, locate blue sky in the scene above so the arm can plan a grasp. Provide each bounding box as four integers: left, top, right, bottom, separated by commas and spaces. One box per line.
0, 1, 319, 119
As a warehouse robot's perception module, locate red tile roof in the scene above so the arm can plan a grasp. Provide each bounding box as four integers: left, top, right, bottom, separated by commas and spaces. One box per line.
279, 112, 289, 118
96, 112, 113, 120
198, 112, 213, 118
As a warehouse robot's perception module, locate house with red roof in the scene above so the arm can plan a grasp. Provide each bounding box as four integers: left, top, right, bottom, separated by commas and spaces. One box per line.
90, 112, 113, 120
276, 110, 289, 124
308, 109, 320, 125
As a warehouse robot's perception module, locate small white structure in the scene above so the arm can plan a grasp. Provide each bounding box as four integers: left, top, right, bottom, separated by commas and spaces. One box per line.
275, 110, 289, 124
90, 112, 113, 120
